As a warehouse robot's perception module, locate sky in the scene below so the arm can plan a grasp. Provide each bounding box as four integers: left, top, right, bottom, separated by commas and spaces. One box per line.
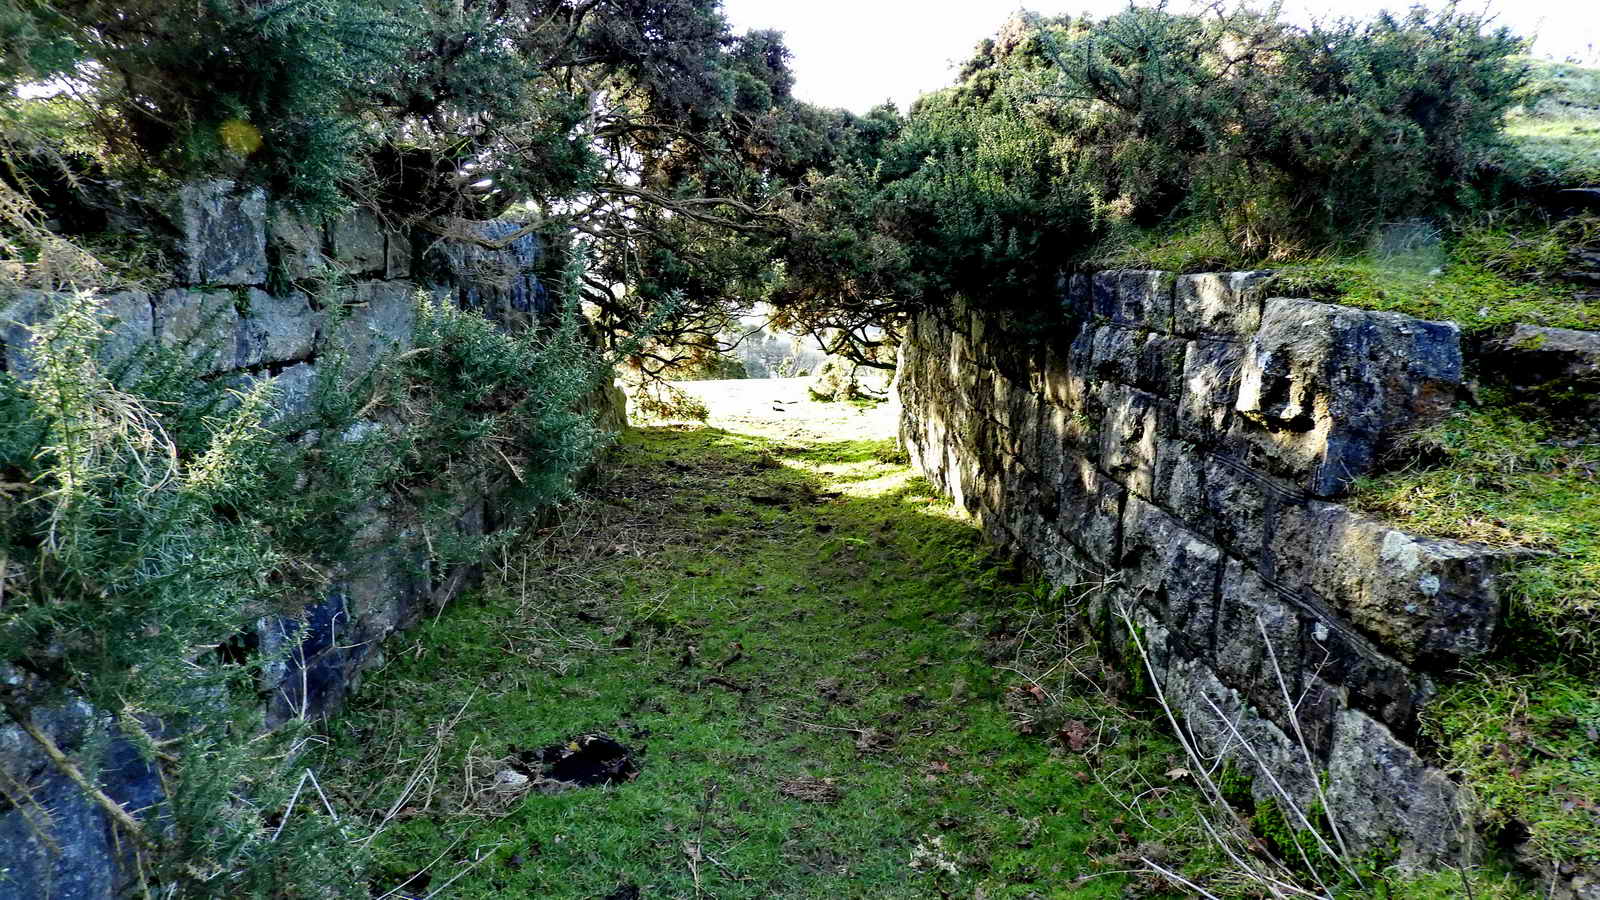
720, 0, 1600, 113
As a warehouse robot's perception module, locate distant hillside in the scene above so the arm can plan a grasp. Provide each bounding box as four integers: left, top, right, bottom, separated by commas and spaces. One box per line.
1506, 58, 1600, 185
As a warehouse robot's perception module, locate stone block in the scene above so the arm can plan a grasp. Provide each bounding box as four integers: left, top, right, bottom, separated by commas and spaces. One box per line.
177, 180, 267, 285
1482, 323, 1600, 419
1090, 270, 1174, 330
1177, 339, 1245, 445
1099, 384, 1163, 498
1325, 708, 1467, 868
1154, 439, 1210, 527
329, 208, 388, 276
1055, 451, 1124, 565
1269, 500, 1508, 667
385, 227, 412, 280
155, 288, 239, 375
236, 289, 316, 368
1234, 298, 1462, 497
1090, 324, 1139, 384
1063, 272, 1092, 317
1120, 497, 1223, 646
268, 208, 327, 280
1004, 375, 1041, 464
1213, 560, 1301, 722
1204, 457, 1270, 563
332, 281, 416, 373
267, 362, 319, 423
1133, 333, 1186, 398
1173, 271, 1270, 338
1, 290, 153, 379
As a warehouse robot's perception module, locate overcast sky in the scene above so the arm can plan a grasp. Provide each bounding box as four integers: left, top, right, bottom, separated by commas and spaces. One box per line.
721, 0, 1600, 113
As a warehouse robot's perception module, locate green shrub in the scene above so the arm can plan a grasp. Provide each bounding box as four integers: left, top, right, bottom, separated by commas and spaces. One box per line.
0, 276, 612, 894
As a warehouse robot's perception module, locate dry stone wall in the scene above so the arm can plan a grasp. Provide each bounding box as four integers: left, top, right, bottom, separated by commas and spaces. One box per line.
0, 181, 624, 899
897, 271, 1516, 868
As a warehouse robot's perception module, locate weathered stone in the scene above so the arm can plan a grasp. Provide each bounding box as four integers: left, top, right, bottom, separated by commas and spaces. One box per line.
1119, 270, 1174, 332
1482, 323, 1600, 419
1, 290, 153, 379
1234, 298, 1462, 497
236, 289, 316, 368
177, 180, 267, 285
1177, 339, 1245, 444
1173, 271, 1270, 338
431, 220, 547, 326
1134, 333, 1187, 398
1063, 272, 1092, 317
1213, 560, 1300, 722
1204, 457, 1271, 563
1090, 324, 1140, 384
1153, 439, 1209, 527
1325, 708, 1466, 868
329, 208, 388, 276
155, 288, 239, 375
1054, 451, 1124, 566
268, 208, 326, 280
385, 228, 412, 280
0, 700, 161, 900
332, 281, 416, 373
1099, 384, 1163, 498
1120, 497, 1223, 645
1163, 658, 1323, 818
1269, 501, 1507, 666
267, 362, 319, 423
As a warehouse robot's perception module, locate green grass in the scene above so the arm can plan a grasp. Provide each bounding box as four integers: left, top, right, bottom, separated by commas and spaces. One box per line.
1089, 210, 1600, 334
1505, 57, 1600, 186
315, 425, 1215, 899
1352, 400, 1600, 876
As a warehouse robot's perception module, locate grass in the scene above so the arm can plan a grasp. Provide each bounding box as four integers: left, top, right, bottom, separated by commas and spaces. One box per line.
1352, 400, 1600, 876
1504, 58, 1600, 186
314, 424, 1217, 899
1093, 210, 1600, 334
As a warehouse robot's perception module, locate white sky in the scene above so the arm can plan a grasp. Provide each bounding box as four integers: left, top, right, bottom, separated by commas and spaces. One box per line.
722, 0, 1600, 113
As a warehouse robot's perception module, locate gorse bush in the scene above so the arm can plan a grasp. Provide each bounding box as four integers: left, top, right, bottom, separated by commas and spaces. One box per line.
781, 3, 1531, 327
0, 276, 611, 894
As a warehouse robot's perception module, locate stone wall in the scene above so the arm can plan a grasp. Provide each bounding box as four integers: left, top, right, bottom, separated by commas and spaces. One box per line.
897, 271, 1515, 868
0, 182, 624, 898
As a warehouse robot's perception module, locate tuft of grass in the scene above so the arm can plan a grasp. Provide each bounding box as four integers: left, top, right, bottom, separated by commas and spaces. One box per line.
1265, 214, 1600, 333
1085, 212, 1600, 336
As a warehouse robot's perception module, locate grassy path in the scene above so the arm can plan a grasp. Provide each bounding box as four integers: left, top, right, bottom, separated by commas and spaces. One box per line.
319, 399, 1202, 898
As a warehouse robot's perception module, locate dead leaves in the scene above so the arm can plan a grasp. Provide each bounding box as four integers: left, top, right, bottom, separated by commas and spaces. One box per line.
777, 776, 842, 804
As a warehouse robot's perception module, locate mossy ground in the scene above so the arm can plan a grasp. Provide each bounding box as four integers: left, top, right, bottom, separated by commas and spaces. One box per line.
316, 420, 1212, 898
1352, 400, 1600, 874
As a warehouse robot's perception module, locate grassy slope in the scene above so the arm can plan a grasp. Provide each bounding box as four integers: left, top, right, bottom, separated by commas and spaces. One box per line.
317, 425, 1211, 899
1506, 58, 1600, 186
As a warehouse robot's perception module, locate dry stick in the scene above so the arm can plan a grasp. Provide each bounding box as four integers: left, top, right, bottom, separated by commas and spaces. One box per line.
1258, 615, 1356, 872
1141, 857, 1224, 900
373, 831, 469, 900
361, 690, 476, 849
1194, 690, 1337, 899
421, 840, 509, 900
2, 701, 152, 849
270, 770, 312, 843
1117, 607, 1320, 899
